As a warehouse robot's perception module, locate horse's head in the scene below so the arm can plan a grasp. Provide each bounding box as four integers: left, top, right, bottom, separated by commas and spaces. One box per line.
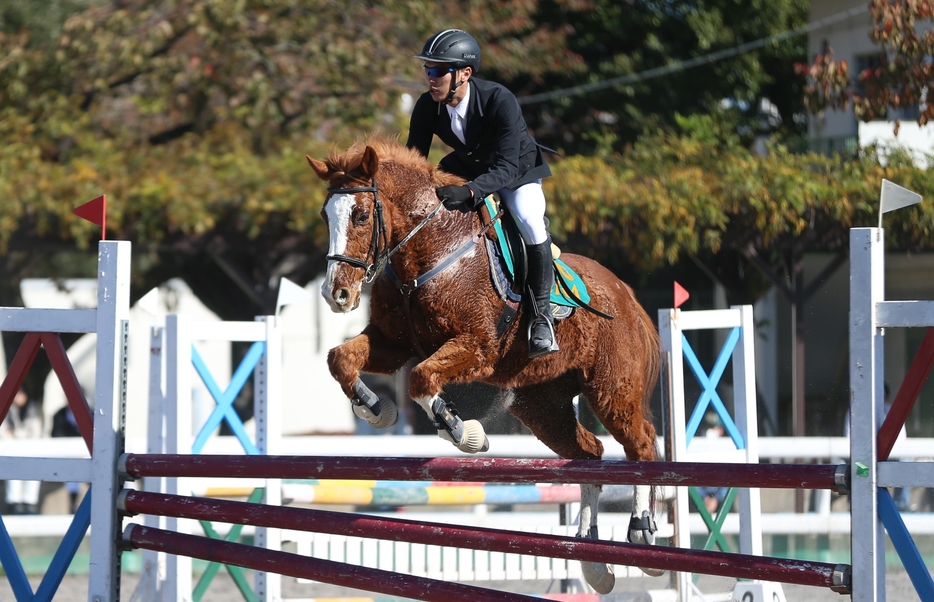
307, 145, 384, 313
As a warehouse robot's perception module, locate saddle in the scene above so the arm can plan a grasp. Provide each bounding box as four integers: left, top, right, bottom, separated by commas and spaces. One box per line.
479, 196, 593, 336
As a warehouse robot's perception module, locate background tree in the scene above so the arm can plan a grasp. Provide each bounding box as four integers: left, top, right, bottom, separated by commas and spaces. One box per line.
799, 0, 934, 126
509, 0, 809, 154
4, 0, 928, 436
0, 0, 580, 403
546, 112, 934, 437
0, 0, 580, 318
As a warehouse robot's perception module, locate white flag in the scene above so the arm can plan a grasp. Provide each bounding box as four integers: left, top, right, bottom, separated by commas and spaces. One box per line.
879, 179, 922, 227
276, 277, 313, 316
136, 287, 162, 317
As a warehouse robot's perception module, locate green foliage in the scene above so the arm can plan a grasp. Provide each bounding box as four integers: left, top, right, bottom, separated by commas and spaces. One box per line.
0, 0, 581, 316
0, 0, 92, 44
545, 122, 934, 272
521, 0, 809, 153
0, 0, 928, 321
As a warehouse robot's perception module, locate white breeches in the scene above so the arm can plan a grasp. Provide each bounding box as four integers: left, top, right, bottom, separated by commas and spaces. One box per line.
498, 180, 548, 245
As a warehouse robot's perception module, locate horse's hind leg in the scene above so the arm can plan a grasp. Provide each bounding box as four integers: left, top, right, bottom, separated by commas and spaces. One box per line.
507, 375, 603, 460
507, 378, 615, 594
584, 371, 664, 577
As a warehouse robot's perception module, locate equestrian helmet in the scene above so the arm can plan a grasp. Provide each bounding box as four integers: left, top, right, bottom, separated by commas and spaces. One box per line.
415, 29, 481, 71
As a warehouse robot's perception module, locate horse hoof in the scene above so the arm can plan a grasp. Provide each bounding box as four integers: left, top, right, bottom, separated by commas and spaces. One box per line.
352, 396, 398, 429
627, 511, 664, 576
628, 511, 657, 545
582, 561, 615, 594
438, 419, 485, 453
456, 420, 487, 453
628, 528, 664, 577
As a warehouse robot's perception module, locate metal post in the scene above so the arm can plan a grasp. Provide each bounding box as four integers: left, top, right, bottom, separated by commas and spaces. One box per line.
734, 305, 762, 557
142, 326, 167, 601
658, 307, 692, 602
254, 315, 282, 602
849, 228, 885, 602
164, 315, 193, 602
88, 240, 131, 602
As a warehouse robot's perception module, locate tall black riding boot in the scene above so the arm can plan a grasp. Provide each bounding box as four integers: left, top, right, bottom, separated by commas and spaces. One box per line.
526, 239, 559, 358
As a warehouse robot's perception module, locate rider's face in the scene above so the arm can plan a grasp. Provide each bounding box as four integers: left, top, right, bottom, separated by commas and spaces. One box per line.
424, 61, 459, 102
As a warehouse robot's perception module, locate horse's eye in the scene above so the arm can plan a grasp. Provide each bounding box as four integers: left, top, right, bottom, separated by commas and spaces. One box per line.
355, 211, 370, 226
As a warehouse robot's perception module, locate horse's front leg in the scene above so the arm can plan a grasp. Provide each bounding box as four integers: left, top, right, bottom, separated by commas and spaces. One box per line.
408, 336, 495, 454
328, 325, 411, 430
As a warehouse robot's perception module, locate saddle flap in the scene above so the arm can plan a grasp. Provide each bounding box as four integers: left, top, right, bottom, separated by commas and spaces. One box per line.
481, 196, 590, 308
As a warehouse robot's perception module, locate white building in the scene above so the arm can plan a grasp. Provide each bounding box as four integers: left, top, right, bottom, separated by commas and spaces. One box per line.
808, 1, 934, 160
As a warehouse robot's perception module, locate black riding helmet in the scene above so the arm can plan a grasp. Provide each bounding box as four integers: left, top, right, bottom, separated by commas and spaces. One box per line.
415, 29, 481, 71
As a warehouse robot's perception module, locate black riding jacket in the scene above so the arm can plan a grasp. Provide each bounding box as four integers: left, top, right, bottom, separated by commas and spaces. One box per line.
406, 77, 551, 200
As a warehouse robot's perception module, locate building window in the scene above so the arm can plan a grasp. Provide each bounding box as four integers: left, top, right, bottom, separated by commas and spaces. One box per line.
854, 52, 921, 120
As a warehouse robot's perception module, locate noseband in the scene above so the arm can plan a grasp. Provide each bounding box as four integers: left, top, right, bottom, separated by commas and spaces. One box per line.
326, 179, 446, 283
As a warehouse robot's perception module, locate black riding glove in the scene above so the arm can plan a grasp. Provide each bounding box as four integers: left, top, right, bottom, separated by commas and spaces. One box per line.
436, 185, 475, 213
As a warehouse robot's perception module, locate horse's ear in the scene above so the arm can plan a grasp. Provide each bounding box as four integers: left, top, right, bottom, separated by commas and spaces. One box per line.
360, 146, 379, 179
306, 156, 332, 181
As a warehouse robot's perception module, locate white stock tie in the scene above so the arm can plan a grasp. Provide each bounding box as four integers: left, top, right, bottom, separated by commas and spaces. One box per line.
450, 111, 466, 145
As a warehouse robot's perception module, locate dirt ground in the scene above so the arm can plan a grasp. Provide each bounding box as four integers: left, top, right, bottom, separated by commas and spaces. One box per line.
22, 567, 923, 601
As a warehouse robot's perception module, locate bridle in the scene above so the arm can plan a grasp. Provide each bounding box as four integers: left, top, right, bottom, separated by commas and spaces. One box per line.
325, 179, 445, 283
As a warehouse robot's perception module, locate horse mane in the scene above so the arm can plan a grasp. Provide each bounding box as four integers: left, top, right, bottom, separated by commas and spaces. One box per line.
323, 135, 462, 187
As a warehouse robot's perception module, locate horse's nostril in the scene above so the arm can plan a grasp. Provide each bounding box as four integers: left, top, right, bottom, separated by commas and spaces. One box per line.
335, 288, 350, 305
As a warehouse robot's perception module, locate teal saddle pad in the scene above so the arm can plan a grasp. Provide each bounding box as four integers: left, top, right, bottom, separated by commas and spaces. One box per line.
483, 197, 590, 308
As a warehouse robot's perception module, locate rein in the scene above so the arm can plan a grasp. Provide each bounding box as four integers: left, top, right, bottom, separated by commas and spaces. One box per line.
326, 180, 447, 284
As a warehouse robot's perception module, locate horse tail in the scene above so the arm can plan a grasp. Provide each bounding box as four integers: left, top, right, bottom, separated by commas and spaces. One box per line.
634, 291, 661, 457
630, 289, 663, 511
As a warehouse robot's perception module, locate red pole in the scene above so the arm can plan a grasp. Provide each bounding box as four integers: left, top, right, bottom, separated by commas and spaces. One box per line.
123, 524, 539, 602
878, 327, 934, 461
119, 454, 842, 490
120, 490, 849, 590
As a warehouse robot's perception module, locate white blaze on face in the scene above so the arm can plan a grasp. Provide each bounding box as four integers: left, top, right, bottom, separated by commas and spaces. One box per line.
321, 193, 356, 303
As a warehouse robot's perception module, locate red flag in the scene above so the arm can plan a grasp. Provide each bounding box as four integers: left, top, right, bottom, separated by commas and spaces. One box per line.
674, 281, 690, 309
73, 194, 106, 240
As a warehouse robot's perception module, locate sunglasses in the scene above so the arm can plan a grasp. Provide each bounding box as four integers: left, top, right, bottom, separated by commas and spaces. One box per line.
424, 65, 456, 78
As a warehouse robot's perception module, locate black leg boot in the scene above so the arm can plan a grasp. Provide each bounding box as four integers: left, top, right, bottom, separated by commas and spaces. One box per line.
526, 239, 559, 358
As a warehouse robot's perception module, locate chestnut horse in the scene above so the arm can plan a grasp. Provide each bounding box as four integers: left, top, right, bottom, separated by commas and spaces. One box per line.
307, 137, 662, 592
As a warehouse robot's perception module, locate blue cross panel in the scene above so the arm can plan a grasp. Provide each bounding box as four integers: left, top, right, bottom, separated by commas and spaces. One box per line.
191, 341, 266, 455
879, 487, 934, 600
682, 328, 744, 449
0, 491, 91, 602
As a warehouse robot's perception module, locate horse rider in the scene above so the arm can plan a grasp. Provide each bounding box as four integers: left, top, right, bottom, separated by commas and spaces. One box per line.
405, 28, 559, 359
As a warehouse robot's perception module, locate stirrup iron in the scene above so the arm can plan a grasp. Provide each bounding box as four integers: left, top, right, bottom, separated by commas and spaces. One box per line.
528, 314, 559, 358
